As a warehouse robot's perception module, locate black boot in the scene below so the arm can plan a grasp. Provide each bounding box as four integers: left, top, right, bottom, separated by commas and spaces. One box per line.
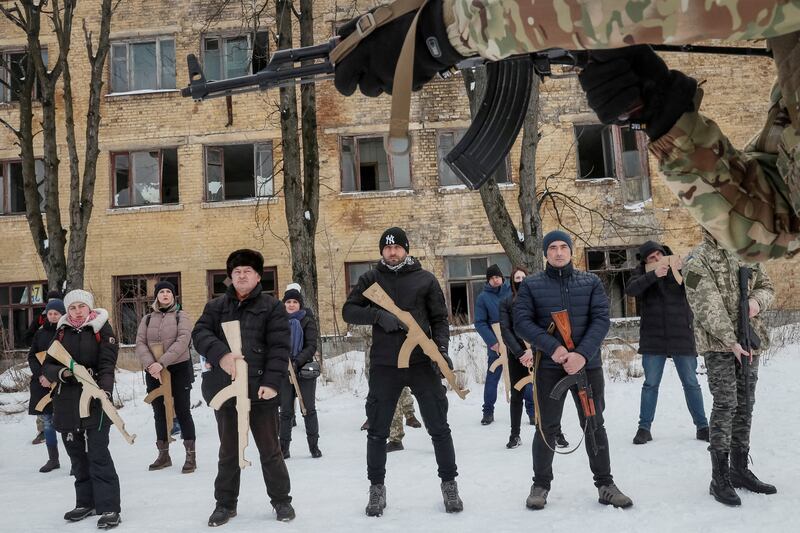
709, 450, 741, 506
365, 484, 387, 517
40, 444, 60, 473
506, 435, 522, 449
308, 436, 322, 458
208, 504, 236, 527
280, 439, 290, 459
97, 512, 121, 529
64, 507, 95, 522
729, 448, 777, 494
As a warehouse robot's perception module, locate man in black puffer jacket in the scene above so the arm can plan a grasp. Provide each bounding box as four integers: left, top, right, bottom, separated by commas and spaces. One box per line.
513, 230, 632, 511
193, 249, 295, 526
342, 227, 462, 517
625, 240, 708, 445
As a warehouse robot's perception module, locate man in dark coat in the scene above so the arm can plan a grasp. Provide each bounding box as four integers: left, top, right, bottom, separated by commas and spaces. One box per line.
625, 240, 709, 445
513, 230, 632, 510
192, 249, 295, 526
342, 227, 462, 517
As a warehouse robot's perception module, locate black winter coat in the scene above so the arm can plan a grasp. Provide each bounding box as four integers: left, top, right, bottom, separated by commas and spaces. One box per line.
27, 321, 58, 415
342, 258, 449, 367
41, 311, 119, 432
293, 310, 318, 368
193, 284, 291, 405
513, 262, 610, 370
499, 294, 532, 384
625, 262, 696, 356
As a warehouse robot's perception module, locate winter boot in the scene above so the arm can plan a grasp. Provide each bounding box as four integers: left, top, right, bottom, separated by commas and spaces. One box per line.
526, 485, 548, 510
405, 415, 422, 428
480, 413, 494, 426
182, 440, 196, 474
506, 435, 522, 449
633, 428, 652, 445
386, 440, 404, 452
365, 484, 387, 517
308, 437, 322, 458
208, 504, 237, 527
40, 444, 60, 473
441, 480, 463, 513
709, 450, 741, 506
64, 507, 95, 522
598, 483, 634, 508
280, 439, 290, 459
729, 448, 777, 494
148, 441, 171, 470
97, 512, 121, 529
361, 419, 370, 431
32, 431, 45, 445
556, 432, 569, 448
273, 502, 296, 522
696, 427, 710, 442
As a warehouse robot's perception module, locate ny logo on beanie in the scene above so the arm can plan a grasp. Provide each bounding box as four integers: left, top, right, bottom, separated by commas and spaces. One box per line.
385, 234, 395, 245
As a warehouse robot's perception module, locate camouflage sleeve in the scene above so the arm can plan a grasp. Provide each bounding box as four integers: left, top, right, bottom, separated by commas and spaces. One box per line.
749, 264, 775, 313
684, 259, 737, 349
648, 97, 800, 262
442, 0, 800, 60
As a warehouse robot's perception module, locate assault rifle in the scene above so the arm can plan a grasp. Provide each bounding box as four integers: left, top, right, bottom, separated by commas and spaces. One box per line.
180, 35, 770, 190
737, 267, 761, 415
142, 342, 176, 443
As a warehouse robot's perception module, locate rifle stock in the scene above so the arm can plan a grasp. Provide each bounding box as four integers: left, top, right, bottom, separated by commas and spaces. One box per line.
142, 342, 176, 443
489, 323, 512, 403
287, 361, 307, 416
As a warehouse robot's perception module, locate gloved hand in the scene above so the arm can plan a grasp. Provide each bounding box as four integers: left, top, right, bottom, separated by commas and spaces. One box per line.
58, 368, 78, 385
578, 45, 697, 140
334, 0, 465, 97
375, 310, 407, 333
432, 351, 453, 378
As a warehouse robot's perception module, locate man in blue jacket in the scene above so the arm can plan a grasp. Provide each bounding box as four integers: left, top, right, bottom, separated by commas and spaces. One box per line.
474, 264, 511, 425
513, 230, 632, 510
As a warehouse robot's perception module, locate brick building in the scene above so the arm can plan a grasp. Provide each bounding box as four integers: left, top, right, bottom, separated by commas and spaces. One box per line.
2, 1, 798, 353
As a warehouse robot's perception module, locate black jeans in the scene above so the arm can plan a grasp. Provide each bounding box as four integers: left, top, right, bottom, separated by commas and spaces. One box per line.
366, 363, 457, 485
279, 373, 319, 442
213, 399, 291, 508
532, 367, 613, 490
62, 424, 121, 513
145, 359, 196, 441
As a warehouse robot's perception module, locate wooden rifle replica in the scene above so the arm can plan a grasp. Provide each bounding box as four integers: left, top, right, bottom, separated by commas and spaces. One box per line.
513, 323, 555, 392
363, 283, 469, 399
45, 341, 136, 445
287, 361, 307, 416
208, 321, 251, 469
489, 323, 511, 403
142, 342, 176, 442
33, 351, 57, 413
548, 310, 601, 456
644, 255, 684, 285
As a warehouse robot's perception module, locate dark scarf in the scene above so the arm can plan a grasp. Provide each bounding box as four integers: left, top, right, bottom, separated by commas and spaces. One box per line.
288, 309, 306, 360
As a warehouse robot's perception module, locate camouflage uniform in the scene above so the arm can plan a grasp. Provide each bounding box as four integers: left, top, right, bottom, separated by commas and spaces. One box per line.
683, 234, 774, 452
439, 1, 800, 261
365, 352, 416, 443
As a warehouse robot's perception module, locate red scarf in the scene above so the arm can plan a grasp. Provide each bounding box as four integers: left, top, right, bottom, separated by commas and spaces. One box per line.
68, 310, 98, 329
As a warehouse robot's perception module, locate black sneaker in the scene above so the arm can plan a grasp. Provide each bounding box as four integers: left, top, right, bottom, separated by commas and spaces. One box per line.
555, 433, 569, 448
208, 504, 237, 527
64, 507, 95, 522
365, 484, 387, 517
480, 414, 494, 426
273, 502, 295, 522
506, 435, 522, 449
386, 440, 404, 453
97, 512, 121, 529
633, 428, 652, 445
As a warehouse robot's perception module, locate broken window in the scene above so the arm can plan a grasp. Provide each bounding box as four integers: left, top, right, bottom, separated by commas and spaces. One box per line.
0, 159, 45, 215
111, 38, 176, 92
205, 142, 273, 201
445, 254, 511, 326
114, 274, 180, 344
0, 49, 48, 103
585, 247, 638, 318
112, 148, 179, 207
340, 136, 411, 192
202, 32, 269, 80
0, 281, 48, 349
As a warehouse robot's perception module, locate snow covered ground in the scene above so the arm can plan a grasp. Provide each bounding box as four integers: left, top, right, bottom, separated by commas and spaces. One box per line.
2, 331, 800, 533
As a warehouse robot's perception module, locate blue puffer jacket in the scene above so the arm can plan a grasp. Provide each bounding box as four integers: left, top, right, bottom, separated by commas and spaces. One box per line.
474, 281, 511, 347
512, 262, 609, 370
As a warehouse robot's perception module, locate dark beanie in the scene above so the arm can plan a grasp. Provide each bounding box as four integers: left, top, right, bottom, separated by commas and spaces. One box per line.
45, 299, 66, 315
542, 230, 573, 255
486, 264, 504, 281
379, 227, 410, 253
154, 280, 177, 297
638, 240, 666, 262
46, 290, 63, 300
226, 248, 264, 277
282, 288, 303, 307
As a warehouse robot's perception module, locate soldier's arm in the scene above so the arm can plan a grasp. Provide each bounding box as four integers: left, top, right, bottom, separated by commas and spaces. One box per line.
750, 264, 776, 313
684, 261, 737, 348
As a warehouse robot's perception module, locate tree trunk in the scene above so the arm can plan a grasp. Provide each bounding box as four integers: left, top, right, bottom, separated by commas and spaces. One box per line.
517, 78, 545, 273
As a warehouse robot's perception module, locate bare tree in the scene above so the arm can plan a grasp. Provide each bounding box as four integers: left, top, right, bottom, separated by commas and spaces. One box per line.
0, 0, 114, 291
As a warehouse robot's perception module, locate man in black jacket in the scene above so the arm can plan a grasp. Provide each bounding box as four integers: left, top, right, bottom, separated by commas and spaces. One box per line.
626, 241, 709, 445
342, 227, 462, 517
192, 249, 295, 526
514, 230, 632, 511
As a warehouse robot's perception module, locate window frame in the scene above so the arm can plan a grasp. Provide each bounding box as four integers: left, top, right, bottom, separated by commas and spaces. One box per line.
0, 48, 47, 104
584, 246, 639, 318
339, 135, 412, 193
203, 141, 274, 202
109, 37, 176, 93
113, 273, 181, 345
574, 124, 650, 178
110, 148, 179, 208
444, 254, 510, 325
436, 129, 512, 186
344, 261, 376, 298
0, 281, 49, 350
0, 159, 46, 215
201, 31, 269, 81
206, 267, 279, 300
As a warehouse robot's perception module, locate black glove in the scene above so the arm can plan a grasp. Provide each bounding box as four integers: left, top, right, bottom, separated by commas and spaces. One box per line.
374, 310, 407, 333
578, 45, 697, 140
334, 0, 465, 97
432, 351, 453, 378
58, 368, 78, 385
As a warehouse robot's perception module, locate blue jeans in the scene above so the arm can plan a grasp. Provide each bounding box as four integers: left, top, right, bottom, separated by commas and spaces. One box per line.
483, 351, 502, 415
42, 413, 57, 447
638, 354, 709, 431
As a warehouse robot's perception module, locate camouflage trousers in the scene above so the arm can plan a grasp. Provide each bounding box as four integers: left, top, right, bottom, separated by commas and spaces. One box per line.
703, 351, 760, 452
365, 356, 416, 443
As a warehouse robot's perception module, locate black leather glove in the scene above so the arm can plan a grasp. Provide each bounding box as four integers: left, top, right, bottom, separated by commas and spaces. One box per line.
334, 0, 465, 97
374, 310, 407, 333
432, 351, 453, 378
579, 45, 697, 140
59, 368, 78, 385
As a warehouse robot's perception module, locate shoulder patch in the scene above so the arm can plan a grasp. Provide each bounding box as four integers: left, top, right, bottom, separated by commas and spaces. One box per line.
685, 271, 701, 290
108, 336, 116, 345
